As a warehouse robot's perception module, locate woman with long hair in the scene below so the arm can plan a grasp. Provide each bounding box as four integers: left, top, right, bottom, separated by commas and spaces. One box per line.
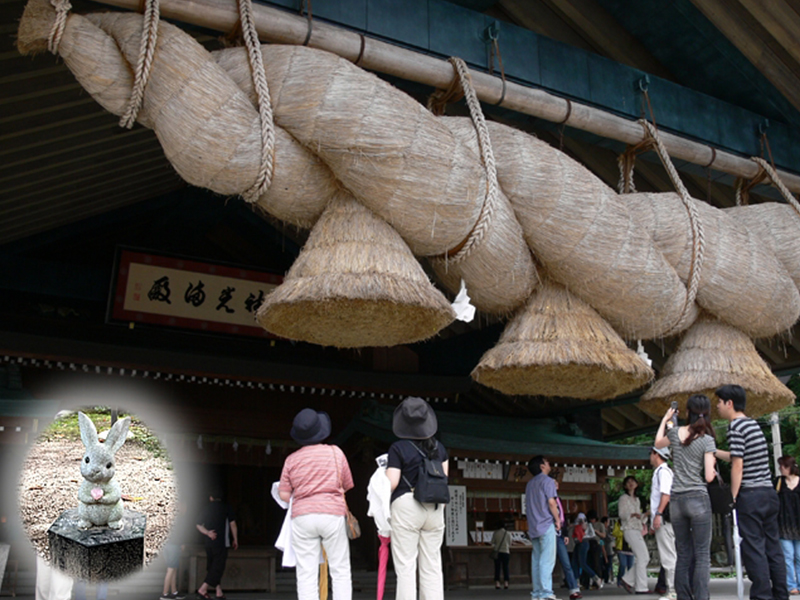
654, 395, 716, 600
386, 397, 449, 600
618, 475, 649, 594
777, 455, 800, 594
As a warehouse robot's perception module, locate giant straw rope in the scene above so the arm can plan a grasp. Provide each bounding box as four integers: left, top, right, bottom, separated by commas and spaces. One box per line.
15, 0, 800, 348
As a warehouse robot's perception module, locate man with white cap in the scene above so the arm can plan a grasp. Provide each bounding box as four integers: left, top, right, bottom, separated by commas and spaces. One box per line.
650, 445, 676, 600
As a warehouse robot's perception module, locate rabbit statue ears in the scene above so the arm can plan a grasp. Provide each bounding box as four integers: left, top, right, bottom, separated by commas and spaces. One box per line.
78, 412, 131, 454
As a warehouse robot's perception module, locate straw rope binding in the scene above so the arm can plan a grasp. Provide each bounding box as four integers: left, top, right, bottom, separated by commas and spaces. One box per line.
119, 0, 159, 129
640, 119, 705, 336
441, 57, 498, 264
237, 0, 275, 203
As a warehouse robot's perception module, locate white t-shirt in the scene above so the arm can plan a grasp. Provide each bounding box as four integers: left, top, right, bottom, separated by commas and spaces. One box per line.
650, 463, 673, 520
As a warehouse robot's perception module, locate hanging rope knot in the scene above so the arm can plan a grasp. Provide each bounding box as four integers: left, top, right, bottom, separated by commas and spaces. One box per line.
238, 0, 276, 203
637, 119, 706, 336
119, 0, 160, 129
616, 127, 657, 194
47, 0, 72, 55
430, 57, 499, 265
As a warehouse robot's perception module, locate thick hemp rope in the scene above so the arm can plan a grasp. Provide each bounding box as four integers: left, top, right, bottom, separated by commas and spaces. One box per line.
435, 57, 499, 264
640, 119, 706, 336
752, 156, 800, 218
238, 0, 276, 204
46, 0, 71, 54
119, 0, 160, 129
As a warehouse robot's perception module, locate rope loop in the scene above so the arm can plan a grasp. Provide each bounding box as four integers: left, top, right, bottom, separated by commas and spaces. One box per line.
119, 0, 160, 129
616, 134, 656, 194
47, 0, 72, 55
430, 58, 499, 264
238, 0, 276, 204
752, 156, 800, 217
638, 119, 706, 336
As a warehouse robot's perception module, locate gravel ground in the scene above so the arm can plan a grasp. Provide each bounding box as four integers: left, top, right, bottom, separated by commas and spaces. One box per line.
17, 438, 177, 565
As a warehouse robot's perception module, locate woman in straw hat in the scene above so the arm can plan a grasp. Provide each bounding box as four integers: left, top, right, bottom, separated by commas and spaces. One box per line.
653, 395, 717, 600
385, 397, 449, 600
279, 409, 353, 600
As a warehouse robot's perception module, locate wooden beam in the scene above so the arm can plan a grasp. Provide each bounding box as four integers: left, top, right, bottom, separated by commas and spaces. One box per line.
689, 0, 800, 114
737, 0, 800, 75
600, 407, 628, 432
614, 403, 651, 427
538, 0, 676, 80
85, 0, 800, 193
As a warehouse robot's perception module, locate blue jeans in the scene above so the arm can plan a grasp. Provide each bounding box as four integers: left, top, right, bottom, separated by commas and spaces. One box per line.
780, 539, 800, 591
617, 553, 634, 584
671, 491, 712, 600
530, 524, 556, 599
556, 533, 579, 593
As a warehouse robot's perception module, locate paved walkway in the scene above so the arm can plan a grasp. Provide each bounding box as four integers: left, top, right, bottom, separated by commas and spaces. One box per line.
9, 576, 749, 600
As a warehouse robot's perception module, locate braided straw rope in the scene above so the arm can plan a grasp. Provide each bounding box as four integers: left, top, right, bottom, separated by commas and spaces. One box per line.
617, 153, 636, 194
752, 156, 800, 217
446, 57, 498, 263
119, 0, 160, 129
640, 119, 706, 335
238, 0, 276, 203
46, 0, 71, 54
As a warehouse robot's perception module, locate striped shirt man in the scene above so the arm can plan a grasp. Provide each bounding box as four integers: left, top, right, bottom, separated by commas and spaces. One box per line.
727, 417, 772, 488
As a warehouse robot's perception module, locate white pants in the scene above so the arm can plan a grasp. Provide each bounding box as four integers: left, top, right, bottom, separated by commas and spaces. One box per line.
35, 555, 73, 600
390, 493, 445, 600
655, 523, 676, 594
622, 529, 650, 592
291, 513, 352, 600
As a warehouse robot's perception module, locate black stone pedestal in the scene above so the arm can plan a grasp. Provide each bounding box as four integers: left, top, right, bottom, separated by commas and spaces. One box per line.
48, 508, 145, 582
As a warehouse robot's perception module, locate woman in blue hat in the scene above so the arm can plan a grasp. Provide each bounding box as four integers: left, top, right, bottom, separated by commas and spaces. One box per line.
386, 397, 449, 600
279, 408, 353, 600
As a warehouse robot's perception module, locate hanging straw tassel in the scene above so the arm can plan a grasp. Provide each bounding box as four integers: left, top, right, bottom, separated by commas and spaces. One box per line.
255, 192, 456, 348
471, 278, 654, 399
639, 313, 794, 419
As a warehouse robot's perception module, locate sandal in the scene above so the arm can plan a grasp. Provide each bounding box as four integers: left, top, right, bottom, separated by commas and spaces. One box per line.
196, 592, 210, 600
790, 591, 799, 596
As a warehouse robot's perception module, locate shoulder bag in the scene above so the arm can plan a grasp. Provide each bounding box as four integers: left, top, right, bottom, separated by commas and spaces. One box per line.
490, 529, 508, 561
707, 470, 733, 515
332, 446, 361, 539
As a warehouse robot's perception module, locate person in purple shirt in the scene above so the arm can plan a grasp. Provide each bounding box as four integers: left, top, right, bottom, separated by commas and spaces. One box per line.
526, 456, 560, 600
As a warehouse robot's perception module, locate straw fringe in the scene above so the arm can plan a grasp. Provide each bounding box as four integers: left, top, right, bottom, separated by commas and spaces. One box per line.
640, 314, 794, 419
624, 192, 800, 338
472, 279, 654, 399
256, 193, 456, 348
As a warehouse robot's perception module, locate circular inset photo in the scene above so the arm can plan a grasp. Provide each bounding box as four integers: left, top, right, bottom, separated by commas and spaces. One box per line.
18, 407, 177, 581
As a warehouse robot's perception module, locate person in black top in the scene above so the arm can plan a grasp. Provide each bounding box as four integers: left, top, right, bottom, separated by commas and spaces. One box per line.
195, 488, 238, 600
385, 397, 448, 600
777, 456, 800, 595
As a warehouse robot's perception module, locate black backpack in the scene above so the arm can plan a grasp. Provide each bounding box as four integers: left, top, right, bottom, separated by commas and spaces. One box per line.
402, 440, 450, 506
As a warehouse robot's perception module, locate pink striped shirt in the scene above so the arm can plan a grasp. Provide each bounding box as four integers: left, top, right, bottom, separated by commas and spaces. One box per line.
279, 444, 354, 518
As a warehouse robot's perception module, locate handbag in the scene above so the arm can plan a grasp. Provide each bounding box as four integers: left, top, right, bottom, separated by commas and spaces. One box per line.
333, 446, 362, 539
708, 471, 733, 515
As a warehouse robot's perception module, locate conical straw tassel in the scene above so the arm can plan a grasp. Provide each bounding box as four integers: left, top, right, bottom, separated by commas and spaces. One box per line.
471, 279, 654, 399
256, 192, 456, 347
639, 314, 794, 419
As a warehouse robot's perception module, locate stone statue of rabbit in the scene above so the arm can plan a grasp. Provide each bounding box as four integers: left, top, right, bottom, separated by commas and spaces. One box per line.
77, 412, 131, 529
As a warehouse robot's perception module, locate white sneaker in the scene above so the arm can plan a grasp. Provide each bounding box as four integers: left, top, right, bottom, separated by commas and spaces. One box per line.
593, 577, 604, 590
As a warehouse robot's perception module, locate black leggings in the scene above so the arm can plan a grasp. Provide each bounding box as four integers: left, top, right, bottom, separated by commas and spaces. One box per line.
494, 552, 510, 583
